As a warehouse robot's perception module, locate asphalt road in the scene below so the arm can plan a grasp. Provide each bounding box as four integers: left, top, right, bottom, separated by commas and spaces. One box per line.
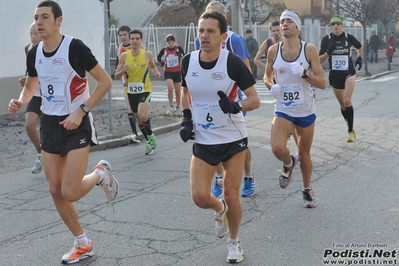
1, 71, 399, 265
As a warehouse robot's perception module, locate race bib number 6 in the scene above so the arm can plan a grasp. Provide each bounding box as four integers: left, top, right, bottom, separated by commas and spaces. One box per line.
127, 82, 144, 94
192, 101, 228, 131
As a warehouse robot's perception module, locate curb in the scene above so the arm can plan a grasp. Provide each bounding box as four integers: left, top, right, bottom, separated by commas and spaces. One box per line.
90, 122, 181, 152
357, 69, 399, 81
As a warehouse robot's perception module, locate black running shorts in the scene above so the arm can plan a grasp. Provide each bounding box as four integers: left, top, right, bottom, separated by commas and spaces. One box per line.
127, 92, 151, 113
26, 96, 42, 116
329, 70, 356, 89
192, 138, 248, 166
40, 114, 94, 157
164, 71, 182, 83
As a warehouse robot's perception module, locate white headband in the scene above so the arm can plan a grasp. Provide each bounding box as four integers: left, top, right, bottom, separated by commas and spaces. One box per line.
280, 10, 301, 31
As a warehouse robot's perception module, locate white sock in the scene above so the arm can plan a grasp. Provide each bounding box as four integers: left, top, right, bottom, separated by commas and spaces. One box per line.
244, 173, 253, 179
74, 233, 89, 245
227, 237, 238, 244
284, 156, 293, 168
94, 168, 105, 184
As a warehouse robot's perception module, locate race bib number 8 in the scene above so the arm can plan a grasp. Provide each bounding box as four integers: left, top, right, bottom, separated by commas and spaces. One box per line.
127, 82, 144, 94
332, 55, 349, 71
40, 74, 65, 103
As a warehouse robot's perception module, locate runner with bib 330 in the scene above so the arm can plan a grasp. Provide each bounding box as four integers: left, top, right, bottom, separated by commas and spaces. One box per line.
319, 15, 363, 143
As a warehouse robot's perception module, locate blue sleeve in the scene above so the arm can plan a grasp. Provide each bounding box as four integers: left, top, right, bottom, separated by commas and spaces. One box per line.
195, 37, 200, 50
231, 33, 250, 60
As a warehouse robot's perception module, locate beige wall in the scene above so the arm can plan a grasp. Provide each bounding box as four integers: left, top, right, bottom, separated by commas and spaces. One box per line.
283, 0, 324, 16
0, 0, 105, 115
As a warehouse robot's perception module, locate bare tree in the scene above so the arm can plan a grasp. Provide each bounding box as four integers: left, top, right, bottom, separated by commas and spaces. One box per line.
333, 0, 382, 75
148, 0, 164, 5
378, 0, 399, 36
147, 0, 213, 17
252, 0, 286, 24
189, 0, 214, 17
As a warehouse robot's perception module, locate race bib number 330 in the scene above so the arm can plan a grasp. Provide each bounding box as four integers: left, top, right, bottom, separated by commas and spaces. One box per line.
332, 55, 349, 71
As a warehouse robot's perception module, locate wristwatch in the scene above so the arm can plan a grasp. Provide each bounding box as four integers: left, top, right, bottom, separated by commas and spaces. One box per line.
80, 104, 90, 114
238, 101, 243, 110
302, 69, 311, 79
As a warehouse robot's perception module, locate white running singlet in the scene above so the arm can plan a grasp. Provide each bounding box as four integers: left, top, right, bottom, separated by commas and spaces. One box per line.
273, 41, 315, 117
185, 50, 247, 145
35, 36, 90, 116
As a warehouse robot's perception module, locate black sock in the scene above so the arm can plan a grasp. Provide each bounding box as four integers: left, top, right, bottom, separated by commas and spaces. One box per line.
139, 124, 148, 140
345, 106, 354, 132
340, 108, 347, 122
128, 113, 138, 135
143, 119, 153, 136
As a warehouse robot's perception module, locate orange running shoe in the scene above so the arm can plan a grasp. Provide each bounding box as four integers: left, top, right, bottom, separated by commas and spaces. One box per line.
61, 240, 94, 264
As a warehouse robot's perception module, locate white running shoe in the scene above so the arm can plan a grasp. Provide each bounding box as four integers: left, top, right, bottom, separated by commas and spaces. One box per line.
227, 241, 244, 263
95, 160, 119, 201
31, 156, 43, 174
175, 107, 182, 117
131, 133, 141, 143
214, 199, 229, 238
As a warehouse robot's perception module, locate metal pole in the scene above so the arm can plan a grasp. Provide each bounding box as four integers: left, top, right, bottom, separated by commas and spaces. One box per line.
103, 0, 113, 131
248, 0, 252, 31
231, 0, 239, 33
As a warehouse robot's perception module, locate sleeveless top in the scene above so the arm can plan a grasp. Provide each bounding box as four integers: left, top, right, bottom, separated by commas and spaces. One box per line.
185, 49, 247, 144
117, 44, 131, 83
35, 35, 90, 116
124, 49, 152, 94
163, 46, 181, 73
273, 41, 315, 117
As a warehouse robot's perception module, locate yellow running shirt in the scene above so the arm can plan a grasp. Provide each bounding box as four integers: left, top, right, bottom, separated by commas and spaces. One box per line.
124, 49, 152, 94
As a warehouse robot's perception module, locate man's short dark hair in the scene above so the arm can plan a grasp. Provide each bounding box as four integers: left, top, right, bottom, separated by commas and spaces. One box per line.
199, 11, 227, 34
129, 29, 143, 39
270, 20, 280, 30
118, 25, 131, 34
37, 0, 62, 19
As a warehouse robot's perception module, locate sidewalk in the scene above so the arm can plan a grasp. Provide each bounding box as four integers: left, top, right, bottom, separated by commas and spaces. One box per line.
94, 54, 399, 151
0, 99, 181, 173
0, 53, 398, 172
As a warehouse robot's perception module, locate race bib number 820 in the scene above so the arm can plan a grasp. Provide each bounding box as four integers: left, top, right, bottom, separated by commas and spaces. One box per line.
127, 82, 144, 94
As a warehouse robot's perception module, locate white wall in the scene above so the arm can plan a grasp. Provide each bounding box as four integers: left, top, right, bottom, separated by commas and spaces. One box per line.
110, 0, 157, 27
0, 0, 105, 79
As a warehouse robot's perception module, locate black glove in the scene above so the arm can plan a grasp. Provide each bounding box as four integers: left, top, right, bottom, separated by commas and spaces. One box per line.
326, 43, 336, 56
217, 91, 241, 114
355, 56, 362, 70
160, 61, 165, 67
179, 119, 194, 142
